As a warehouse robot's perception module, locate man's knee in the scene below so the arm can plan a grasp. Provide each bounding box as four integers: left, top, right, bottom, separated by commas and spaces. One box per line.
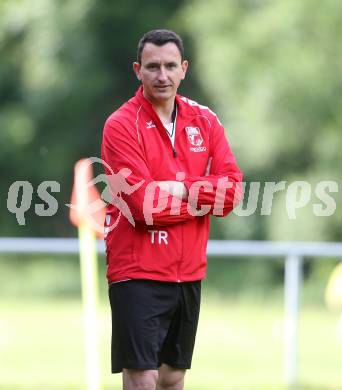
157, 364, 185, 389
123, 369, 158, 390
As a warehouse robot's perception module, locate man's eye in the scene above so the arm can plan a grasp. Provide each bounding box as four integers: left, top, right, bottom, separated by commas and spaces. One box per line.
147, 65, 158, 70
167, 64, 177, 69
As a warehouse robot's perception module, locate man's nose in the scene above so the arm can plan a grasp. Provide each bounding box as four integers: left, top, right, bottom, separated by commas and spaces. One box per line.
157, 67, 168, 82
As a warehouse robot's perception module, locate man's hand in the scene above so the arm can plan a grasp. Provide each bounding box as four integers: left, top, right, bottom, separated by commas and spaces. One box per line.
157, 181, 188, 200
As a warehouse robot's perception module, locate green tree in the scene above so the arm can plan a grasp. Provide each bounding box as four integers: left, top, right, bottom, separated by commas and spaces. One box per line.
1, 0, 197, 236
180, 0, 342, 241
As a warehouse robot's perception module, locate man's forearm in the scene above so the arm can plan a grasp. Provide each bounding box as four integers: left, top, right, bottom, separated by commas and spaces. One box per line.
156, 181, 189, 201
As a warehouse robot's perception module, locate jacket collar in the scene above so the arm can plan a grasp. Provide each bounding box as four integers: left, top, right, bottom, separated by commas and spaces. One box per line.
135, 85, 195, 124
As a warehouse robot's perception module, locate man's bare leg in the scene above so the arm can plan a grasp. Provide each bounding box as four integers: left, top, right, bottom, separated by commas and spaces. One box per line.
156, 364, 185, 390
123, 369, 158, 390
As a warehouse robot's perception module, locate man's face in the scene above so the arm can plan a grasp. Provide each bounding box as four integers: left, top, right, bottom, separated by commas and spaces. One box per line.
133, 42, 188, 105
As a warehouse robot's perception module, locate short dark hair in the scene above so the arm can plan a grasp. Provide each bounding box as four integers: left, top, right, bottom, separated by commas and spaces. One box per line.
137, 29, 184, 64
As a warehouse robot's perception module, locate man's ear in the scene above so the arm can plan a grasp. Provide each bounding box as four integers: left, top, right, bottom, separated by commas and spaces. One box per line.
181, 60, 189, 80
133, 62, 142, 81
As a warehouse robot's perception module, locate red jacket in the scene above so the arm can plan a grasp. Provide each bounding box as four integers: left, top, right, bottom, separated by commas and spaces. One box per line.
101, 86, 243, 283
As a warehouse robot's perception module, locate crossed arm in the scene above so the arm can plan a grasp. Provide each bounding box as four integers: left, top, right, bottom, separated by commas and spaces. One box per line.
102, 118, 243, 226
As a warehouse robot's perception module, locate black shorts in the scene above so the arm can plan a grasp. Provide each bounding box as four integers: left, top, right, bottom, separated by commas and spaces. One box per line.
108, 279, 201, 373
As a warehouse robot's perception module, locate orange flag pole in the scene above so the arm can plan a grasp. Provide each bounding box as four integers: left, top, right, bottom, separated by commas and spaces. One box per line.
69, 158, 106, 390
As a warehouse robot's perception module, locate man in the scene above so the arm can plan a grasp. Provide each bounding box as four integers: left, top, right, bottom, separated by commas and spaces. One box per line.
102, 29, 243, 390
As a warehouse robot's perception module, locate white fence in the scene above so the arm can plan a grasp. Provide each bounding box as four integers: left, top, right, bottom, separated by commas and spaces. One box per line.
1, 237, 342, 388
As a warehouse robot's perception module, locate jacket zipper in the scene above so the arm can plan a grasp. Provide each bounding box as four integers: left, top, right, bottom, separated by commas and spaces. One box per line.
177, 223, 183, 282
171, 106, 178, 158
173, 106, 183, 282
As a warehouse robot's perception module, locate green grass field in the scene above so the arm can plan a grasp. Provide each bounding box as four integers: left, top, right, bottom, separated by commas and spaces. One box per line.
1, 294, 341, 390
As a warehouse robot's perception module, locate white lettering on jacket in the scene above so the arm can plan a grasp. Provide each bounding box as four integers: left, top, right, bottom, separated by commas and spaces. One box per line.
190, 146, 207, 152
148, 230, 168, 245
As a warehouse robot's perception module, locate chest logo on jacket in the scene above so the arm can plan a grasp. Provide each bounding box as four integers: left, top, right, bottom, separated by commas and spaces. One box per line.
146, 120, 156, 129
185, 127, 203, 146
186, 126, 207, 152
